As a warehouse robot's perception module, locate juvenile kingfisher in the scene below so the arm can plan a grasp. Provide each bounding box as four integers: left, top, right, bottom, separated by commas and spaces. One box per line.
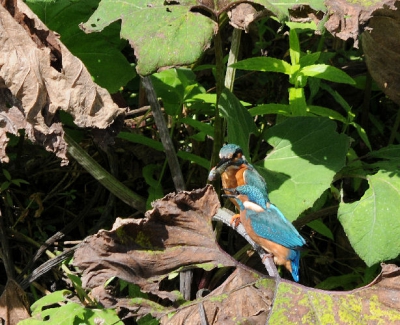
224, 185, 306, 282
208, 144, 269, 225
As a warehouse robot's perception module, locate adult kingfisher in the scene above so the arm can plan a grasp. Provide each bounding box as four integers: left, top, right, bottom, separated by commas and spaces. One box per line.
224, 185, 306, 282
208, 143, 269, 225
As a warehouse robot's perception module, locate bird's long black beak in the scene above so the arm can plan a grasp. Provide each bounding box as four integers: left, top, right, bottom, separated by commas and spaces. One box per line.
221, 188, 237, 198
215, 157, 231, 168
222, 194, 235, 198
208, 159, 231, 181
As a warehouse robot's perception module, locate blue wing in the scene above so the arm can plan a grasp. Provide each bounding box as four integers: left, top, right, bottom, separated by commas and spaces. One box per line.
287, 249, 301, 282
246, 204, 306, 249
242, 164, 269, 202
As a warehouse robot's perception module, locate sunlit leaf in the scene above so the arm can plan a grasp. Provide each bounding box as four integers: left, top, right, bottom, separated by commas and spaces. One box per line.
231, 57, 292, 74
300, 64, 355, 85
219, 89, 258, 158
338, 167, 400, 266
257, 117, 349, 221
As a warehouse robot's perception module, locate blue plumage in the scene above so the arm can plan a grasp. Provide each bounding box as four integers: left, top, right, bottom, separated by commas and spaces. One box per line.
226, 185, 306, 282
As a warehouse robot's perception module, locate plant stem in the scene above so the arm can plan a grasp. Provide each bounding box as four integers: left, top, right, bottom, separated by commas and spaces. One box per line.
141, 76, 192, 300
141, 76, 186, 192
210, 28, 225, 169
224, 28, 241, 91
64, 133, 146, 212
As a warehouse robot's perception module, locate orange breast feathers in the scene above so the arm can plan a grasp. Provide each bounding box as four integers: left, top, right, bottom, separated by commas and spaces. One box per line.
240, 210, 294, 274
221, 164, 247, 189
221, 165, 247, 208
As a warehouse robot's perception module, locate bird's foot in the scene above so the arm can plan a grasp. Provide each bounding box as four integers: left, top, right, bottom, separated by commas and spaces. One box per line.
261, 253, 279, 278
261, 253, 274, 263
230, 214, 241, 228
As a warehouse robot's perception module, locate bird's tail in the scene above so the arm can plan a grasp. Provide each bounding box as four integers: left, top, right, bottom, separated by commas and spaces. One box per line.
289, 250, 301, 282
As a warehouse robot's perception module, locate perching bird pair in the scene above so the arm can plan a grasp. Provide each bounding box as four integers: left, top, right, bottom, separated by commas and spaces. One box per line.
208, 144, 306, 282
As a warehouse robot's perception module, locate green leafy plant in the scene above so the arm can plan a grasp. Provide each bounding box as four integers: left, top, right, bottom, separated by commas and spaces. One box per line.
0, 169, 29, 206
18, 290, 123, 324
25, 0, 136, 93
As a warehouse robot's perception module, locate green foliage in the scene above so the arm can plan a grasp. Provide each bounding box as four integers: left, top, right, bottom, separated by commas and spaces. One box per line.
81, 0, 216, 76
151, 68, 209, 116
143, 164, 164, 210
307, 219, 334, 241
219, 89, 258, 158
256, 117, 349, 221
80, 0, 326, 76
338, 168, 400, 266
26, 0, 136, 93
232, 28, 356, 117
19, 290, 123, 324
117, 132, 209, 168
0, 168, 29, 206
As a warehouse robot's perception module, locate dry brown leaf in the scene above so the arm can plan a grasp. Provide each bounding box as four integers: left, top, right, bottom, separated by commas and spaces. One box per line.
166, 263, 400, 324
228, 3, 268, 32
0, 279, 30, 325
0, 0, 124, 165
361, 1, 400, 105
73, 186, 400, 323
73, 185, 237, 302
0, 90, 32, 163
161, 267, 274, 324
325, 0, 397, 47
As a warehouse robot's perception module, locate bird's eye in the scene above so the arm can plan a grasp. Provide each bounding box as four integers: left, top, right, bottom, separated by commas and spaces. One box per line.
233, 148, 243, 159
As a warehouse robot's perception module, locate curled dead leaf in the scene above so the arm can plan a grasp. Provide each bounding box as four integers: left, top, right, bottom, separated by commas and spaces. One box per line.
228, 3, 266, 32
74, 185, 236, 302
0, 1, 125, 165
73, 185, 400, 324
325, 0, 397, 47
161, 267, 274, 324
361, 1, 400, 105
0, 279, 30, 325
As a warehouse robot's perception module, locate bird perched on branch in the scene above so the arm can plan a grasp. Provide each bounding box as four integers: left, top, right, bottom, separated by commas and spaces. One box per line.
224, 185, 306, 282
208, 143, 269, 225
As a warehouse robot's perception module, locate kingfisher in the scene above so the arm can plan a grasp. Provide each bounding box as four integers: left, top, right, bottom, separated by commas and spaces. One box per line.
224, 185, 306, 282
208, 144, 269, 225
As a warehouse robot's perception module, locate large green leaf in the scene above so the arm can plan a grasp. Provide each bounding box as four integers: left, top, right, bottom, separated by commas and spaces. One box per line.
80, 0, 327, 75
338, 167, 400, 266
256, 117, 349, 221
219, 89, 258, 158
81, 0, 216, 76
26, 0, 135, 93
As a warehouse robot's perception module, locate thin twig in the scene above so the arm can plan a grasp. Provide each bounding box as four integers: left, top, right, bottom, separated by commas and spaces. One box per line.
141, 76, 186, 192
197, 289, 210, 325
65, 132, 146, 212
19, 245, 80, 290
141, 76, 192, 300
125, 105, 151, 116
